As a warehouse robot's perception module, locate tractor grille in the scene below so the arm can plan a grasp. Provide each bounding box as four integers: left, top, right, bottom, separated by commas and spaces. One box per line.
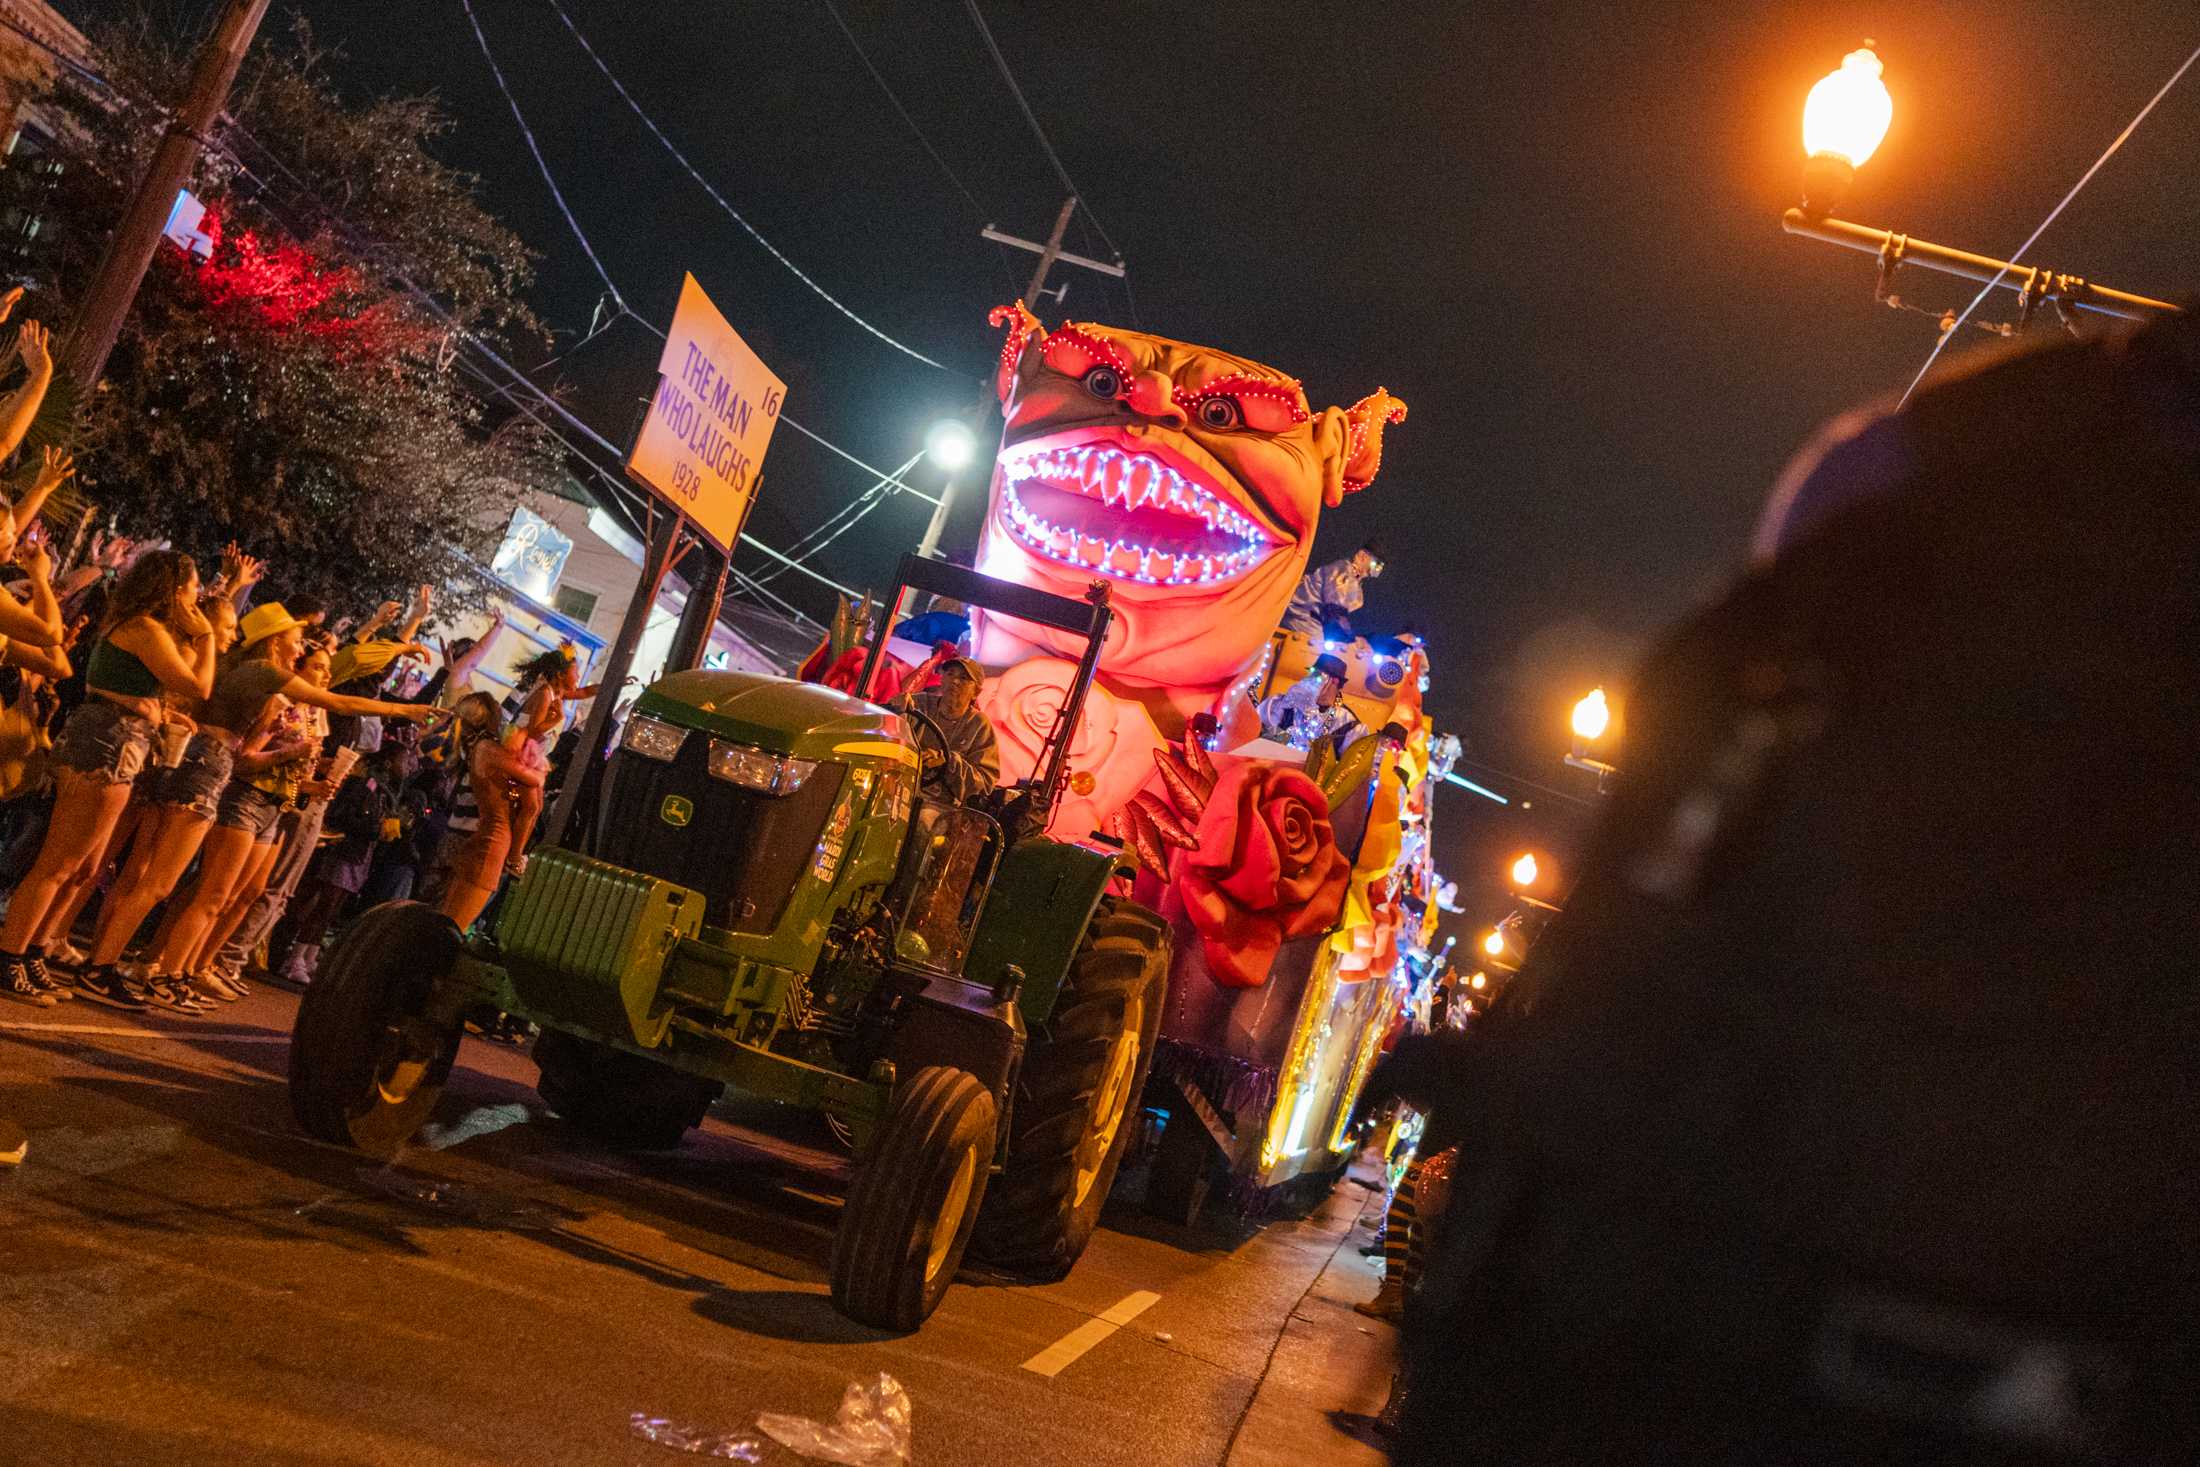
595, 743, 845, 934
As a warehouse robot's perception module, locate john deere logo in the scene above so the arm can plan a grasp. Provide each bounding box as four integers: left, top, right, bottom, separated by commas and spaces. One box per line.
659, 794, 694, 828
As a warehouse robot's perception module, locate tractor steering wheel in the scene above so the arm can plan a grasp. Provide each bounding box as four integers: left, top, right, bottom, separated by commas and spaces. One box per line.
900, 703, 951, 779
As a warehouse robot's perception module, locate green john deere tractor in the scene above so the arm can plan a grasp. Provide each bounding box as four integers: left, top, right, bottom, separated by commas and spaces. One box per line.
287, 556, 1169, 1330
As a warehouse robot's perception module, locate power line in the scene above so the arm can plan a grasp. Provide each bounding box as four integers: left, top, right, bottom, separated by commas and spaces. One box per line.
454, 0, 629, 315
5, 10, 831, 635
817, 0, 990, 224
960, 0, 1125, 266
1897, 39, 2200, 408
542, 0, 959, 375
375, 12, 947, 589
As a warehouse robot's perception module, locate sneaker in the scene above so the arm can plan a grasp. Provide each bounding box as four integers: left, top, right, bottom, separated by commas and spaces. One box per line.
195, 970, 245, 1002
166, 978, 218, 1015
143, 976, 211, 1015
75, 965, 148, 1012
44, 940, 86, 970
24, 956, 73, 1002
2, 958, 56, 1008
277, 944, 319, 988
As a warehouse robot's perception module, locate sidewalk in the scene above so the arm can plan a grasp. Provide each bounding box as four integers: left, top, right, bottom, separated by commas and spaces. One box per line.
1224, 1162, 1397, 1466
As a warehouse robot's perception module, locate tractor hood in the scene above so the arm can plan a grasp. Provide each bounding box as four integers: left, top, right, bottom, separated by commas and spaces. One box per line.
632, 669, 906, 762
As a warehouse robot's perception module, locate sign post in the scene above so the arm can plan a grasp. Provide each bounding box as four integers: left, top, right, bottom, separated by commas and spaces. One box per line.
543, 275, 786, 849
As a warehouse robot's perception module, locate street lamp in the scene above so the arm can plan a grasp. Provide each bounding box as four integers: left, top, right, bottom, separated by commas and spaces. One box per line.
1800, 47, 1893, 217
1782, 46, 2178, 324
1509, 852, 1539, 889
1570, 688, 1610, 743
915, 419, 979, 560
1566, 686, 1617, 787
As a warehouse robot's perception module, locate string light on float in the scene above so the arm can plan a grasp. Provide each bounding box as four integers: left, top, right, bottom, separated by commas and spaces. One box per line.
1801, 45, 1894, 217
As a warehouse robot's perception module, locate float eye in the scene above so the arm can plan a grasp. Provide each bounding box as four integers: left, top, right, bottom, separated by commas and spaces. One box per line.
1196, 396, 1242, 430
1082, 365, 1123, 400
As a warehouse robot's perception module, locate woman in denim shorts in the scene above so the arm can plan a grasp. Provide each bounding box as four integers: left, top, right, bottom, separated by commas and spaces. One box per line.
0, 552, 217, 1011
145, 609, 430, 999
70, 600, 255, 1012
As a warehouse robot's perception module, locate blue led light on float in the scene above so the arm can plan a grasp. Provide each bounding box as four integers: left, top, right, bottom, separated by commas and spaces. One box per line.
1441, 770, 1509, 805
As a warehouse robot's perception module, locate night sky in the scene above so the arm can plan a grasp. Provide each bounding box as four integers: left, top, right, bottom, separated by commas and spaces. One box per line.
66, 0, 2200, 928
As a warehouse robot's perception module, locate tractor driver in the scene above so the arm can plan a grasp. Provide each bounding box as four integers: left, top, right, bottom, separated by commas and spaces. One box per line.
900, 656, 1000, 806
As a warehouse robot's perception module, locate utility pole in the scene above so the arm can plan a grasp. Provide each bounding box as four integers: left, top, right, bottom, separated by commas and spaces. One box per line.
982, 197, 1127, 312
63, 0, 272, 392
933, 199, 1126, 563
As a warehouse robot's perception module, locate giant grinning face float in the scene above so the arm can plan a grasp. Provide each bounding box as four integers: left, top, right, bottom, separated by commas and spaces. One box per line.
974, 305, 1404, 691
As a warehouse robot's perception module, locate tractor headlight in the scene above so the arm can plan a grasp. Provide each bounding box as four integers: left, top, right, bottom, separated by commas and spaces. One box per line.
622, 714, 689, 763
707, 739, 816, 796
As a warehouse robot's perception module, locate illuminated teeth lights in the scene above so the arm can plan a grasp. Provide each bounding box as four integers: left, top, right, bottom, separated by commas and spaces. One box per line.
999, 446, 1276, 587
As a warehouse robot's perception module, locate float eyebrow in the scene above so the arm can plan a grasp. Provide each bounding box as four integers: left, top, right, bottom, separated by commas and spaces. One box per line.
1046, 324, 1136, 377
1175, 372, 1311, 423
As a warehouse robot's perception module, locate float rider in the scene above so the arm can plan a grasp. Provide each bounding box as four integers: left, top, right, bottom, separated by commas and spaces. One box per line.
1283, 541, 1385, 641
1259, 652, 1365, 755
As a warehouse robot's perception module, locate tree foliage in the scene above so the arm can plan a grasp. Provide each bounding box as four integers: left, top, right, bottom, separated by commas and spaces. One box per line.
0, 11, 561, 612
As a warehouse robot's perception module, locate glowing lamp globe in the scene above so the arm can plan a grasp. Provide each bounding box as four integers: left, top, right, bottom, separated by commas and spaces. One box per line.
1509, 852, 1540, 888
1571, 687, 1611, 742
1803, 48, 1893, 168
1482, 929, 1508, 958
925, 419, 977, 473
1469, 971, 1487, 991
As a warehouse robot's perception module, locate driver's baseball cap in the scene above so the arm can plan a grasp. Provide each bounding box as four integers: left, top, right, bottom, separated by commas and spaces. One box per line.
939, 656, 984, 685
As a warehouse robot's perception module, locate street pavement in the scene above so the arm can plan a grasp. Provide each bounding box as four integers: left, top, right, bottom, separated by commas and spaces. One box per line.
0, 989, 1395, 1466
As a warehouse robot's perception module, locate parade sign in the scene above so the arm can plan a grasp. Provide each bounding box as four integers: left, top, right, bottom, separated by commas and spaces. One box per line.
626, 274, 786, 551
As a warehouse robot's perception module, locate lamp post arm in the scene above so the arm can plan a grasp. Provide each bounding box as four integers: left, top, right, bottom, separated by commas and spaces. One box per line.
1781, 210, 2182, 321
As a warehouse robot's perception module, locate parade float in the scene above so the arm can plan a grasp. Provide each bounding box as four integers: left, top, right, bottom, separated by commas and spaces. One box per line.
962, 304, 1444, 1217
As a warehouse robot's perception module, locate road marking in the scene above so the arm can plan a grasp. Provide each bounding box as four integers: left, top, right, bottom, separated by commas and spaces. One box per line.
0, 1021, 286, 1042
1019, 1289, 1162, 1377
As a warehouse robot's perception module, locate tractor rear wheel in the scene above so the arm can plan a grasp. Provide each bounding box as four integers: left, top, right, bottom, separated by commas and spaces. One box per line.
971, 896, 1169, 1278
532, 1030, 722, 1151
289, 901, 465, 1159
830, 1066, 997, 1331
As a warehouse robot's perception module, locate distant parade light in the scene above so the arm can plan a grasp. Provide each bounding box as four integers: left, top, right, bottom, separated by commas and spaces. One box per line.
1571, 687, 1611, 742
1469, 970, 1487, 990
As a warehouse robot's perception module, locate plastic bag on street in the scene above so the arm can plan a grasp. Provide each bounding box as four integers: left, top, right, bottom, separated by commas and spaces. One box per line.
756, 1373, 913, 1467
629, 1412, 764, 1461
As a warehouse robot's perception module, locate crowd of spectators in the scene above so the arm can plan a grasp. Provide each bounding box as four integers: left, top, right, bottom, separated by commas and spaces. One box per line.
0, 287, 578, 1023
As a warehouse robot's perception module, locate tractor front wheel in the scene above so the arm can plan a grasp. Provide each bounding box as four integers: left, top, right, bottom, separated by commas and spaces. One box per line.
532, 1031, 722, 1151
830, 1066, 997, 1331
971, 896, 1169, 1278
289, 901, 465, 1158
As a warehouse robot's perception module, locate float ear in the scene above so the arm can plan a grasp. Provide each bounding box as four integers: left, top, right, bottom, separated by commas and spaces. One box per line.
1312, 388, 1408, 507
988, 302, 1046, 405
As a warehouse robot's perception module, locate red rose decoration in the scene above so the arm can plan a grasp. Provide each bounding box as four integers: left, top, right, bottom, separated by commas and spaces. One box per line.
1173, 762, 1350, 988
